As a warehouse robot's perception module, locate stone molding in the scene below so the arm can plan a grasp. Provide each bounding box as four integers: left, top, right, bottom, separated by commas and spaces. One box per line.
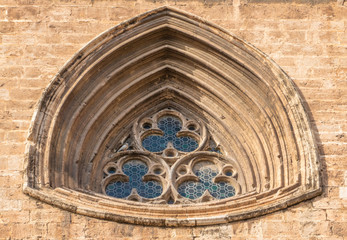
24, 6, 321, 226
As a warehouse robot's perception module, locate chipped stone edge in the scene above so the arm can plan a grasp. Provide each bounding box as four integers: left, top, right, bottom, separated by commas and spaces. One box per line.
23, 6, 323, 226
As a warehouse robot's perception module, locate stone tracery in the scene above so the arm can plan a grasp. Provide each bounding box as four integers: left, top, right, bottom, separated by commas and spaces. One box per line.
24, 7, 321, 226
101, 109, 241, 203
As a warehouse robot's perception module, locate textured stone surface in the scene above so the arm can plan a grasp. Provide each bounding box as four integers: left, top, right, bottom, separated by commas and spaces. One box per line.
0, 0, 346, 239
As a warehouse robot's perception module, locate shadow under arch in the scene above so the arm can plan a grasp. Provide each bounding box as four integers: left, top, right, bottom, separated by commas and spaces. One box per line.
24, 6, 321, 226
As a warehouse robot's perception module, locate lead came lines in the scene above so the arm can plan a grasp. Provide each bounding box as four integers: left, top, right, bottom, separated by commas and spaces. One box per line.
142, 115, 199, 152
104, 112, 237, 203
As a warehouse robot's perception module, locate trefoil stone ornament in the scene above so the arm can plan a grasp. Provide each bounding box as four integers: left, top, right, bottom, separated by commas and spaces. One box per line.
24, 7, 321, 226
101, 109, 243, 204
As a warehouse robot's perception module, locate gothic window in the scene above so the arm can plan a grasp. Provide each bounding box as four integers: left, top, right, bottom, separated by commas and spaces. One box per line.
24, 7, 321, 226
101, 109, 242, 204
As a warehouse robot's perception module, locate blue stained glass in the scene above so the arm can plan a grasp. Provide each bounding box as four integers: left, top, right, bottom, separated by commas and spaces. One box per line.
107, 167, 116, 174
225, 170, 233, 176
105, 160, 163, 199
209, 148, 222, 154
142, 115, 199, 152
177, 162, 235, 200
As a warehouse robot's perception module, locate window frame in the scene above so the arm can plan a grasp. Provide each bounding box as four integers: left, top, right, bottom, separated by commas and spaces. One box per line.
24, 6, 321, 226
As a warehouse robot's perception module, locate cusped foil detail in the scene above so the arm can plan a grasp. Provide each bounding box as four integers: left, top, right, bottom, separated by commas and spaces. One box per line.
24, 7, 321, 226
135, 110, 205, 155
101, 108, 243, 204
102, 153, 168, 202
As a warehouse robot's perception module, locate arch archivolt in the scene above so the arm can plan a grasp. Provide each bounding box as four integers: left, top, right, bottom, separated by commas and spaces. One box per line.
24, 7, 321, 226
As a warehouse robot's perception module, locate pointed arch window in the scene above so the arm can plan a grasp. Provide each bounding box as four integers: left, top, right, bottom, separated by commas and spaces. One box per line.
24, 7, 321, 226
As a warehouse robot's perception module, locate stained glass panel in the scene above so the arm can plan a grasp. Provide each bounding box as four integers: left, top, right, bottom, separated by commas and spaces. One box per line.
177, 161, 235, 200
142, 115, 199, 152
105, 160, 163, 199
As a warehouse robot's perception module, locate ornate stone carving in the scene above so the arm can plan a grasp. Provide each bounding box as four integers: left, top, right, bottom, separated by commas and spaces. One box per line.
100, 109, 243, 204
24, 7, 321, 226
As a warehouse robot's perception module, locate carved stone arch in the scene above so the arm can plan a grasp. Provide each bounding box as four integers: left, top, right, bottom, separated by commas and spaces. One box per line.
24, 7, 321, 226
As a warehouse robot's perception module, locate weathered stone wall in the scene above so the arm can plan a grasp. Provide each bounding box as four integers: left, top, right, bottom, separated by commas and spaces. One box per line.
0, 0, 346, 239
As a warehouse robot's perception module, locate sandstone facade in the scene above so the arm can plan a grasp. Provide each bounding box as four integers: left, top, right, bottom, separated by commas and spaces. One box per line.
0, 0, 346, 239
